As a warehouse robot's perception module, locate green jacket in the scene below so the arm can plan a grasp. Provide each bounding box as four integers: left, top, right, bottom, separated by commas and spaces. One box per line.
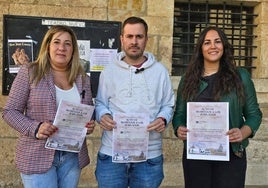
172, 68, 262, 153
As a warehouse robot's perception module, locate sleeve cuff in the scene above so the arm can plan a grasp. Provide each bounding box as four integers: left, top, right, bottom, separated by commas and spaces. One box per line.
158, 117, 167, 126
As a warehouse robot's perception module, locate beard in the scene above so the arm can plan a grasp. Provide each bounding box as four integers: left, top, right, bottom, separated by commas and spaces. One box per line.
125, 46, 144, 60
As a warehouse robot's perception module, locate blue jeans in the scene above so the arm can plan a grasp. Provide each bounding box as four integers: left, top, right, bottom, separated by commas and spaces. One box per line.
95, 152, 164, 188
21, 151, 81, 188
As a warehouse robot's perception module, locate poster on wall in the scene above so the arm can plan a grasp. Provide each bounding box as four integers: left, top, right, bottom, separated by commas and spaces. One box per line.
8, 39, 34, 73
77, 40, 91, 74
2, 15, 121, 96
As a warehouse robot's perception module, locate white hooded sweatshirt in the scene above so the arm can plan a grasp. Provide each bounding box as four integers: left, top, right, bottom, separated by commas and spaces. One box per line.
95, 51, 174, 159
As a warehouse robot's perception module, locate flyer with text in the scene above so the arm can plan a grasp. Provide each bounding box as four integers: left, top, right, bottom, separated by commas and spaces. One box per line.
45, 100, 94, 153
187, 102, 229, 161
112, 113, 149, 163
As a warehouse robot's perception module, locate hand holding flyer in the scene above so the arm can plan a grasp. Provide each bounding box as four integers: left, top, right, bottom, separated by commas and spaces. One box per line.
45, 100, 95, 152
187, 102, 229, 161
112, 113, 149, 163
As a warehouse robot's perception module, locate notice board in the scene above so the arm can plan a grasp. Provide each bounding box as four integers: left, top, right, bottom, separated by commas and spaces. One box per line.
2, 15, 121, 96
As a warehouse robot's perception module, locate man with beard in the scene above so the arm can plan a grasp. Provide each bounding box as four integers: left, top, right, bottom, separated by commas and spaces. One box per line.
94, 16, 174, 188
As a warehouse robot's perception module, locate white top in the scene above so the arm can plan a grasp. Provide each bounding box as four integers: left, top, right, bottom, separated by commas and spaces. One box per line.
55, 83, 80, 107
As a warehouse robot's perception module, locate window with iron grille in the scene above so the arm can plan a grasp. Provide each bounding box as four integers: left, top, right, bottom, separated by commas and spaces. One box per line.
172, 1, 258, 76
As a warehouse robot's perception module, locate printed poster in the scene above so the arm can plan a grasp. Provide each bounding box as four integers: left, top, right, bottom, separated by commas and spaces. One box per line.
187, 102, 229, 161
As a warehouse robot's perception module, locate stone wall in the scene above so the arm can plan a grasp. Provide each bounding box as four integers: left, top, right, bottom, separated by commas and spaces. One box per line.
0, 0, 267, 187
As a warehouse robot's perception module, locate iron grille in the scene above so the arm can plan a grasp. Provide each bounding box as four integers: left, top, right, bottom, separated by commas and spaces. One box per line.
172, 1, 258, 76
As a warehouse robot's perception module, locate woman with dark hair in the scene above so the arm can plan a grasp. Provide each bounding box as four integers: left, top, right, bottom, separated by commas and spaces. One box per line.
2, 25, 95, 188
172, 26, 262, 188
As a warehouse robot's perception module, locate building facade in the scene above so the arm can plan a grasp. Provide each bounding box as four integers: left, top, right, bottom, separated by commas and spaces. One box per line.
0, 0, 267, 187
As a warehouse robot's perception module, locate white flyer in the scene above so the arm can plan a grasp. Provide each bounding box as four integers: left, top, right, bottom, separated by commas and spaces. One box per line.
89, 48, 117, 71
45, 100, 95, 153
187, 102, 229, 161
112, 113, 149, 163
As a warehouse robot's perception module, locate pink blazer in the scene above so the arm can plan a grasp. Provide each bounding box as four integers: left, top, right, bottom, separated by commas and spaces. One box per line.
2, 64, 93, 174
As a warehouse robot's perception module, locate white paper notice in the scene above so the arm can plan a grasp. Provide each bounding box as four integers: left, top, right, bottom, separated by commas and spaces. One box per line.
45, 100, 95, 153
112, 113, 149, 163
89, 48, 117, 72
187, 102, 229, 161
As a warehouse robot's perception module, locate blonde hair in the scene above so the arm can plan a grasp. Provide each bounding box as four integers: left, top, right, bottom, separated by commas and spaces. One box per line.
30, 25, 85, 85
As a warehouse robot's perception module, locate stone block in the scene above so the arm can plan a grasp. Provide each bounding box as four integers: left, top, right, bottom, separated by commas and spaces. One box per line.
163, 138, 183, 163
146, 35, 158, 57
145, 16, 173, 36
247, 140, 268, 163
246, 163, 268, 185
86, 138, 101, 164
161, 162, 184, 187
78, 165, 98, 187
92, 8, 108, 20
147, 0, 174, 17
0, 4, 9, 15
9, 4, 95, 20
163, 123, 178, 139
256, 93, 268, 104
159, 36, 173, 71
254, 79, 268, 92
0, 119, 18, 138
0, 165, 22, 188
0, 139, 16, 166
108, 0, 145, 12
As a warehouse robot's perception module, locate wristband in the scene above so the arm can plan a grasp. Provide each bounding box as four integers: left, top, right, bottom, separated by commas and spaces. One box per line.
34, 122, 42, 139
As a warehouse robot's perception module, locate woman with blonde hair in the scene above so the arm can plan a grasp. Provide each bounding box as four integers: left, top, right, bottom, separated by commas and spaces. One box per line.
3, 25, 95, 188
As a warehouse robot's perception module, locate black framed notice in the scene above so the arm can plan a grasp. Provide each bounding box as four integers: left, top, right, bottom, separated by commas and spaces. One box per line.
2, 15, 121, 96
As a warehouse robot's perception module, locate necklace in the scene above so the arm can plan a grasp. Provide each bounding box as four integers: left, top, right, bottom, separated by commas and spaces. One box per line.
203, 70, 218, 76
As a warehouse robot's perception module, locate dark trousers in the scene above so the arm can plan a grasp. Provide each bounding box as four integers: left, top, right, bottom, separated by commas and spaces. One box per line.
182, 148, 247, 188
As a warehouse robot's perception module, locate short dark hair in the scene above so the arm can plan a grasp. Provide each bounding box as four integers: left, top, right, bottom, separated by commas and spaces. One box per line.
122, 16, 148, 35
